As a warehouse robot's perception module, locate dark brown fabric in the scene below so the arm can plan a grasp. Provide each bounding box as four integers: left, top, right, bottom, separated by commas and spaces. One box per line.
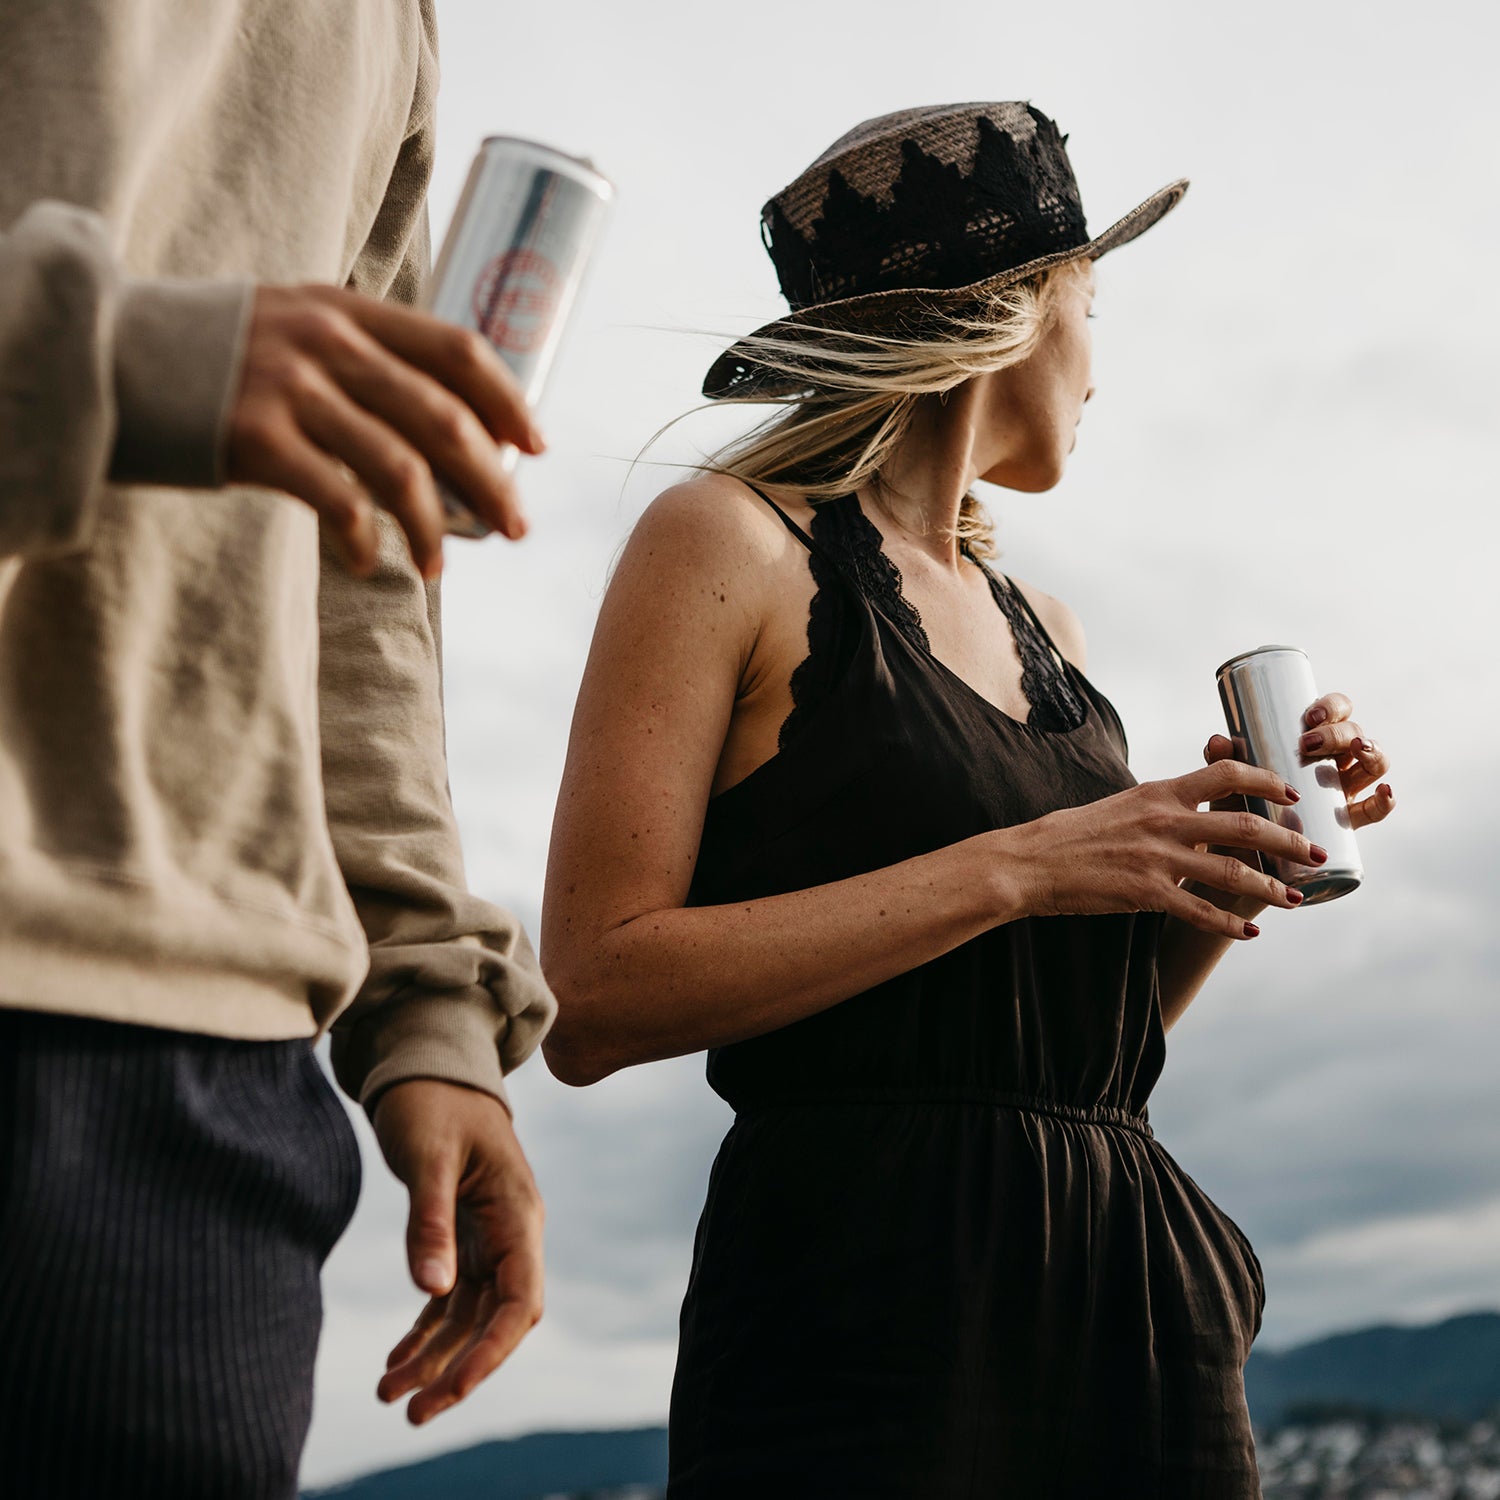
667, 494, 1264, 1498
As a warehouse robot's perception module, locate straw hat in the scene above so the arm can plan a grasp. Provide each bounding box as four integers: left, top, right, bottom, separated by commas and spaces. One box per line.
703, 102, 1187, 400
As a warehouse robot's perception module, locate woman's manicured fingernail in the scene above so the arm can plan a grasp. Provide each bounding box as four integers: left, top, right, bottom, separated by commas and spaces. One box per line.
1285, 783, 1301, 802
1300, 731, 1324, 752
1243, 922, 1261, 938
1357, 738, 1375, 755
1309, 845, 1328, 865
1285, 888, 1304, 905
1379, 783, 1393, 799
1306, 706, 1329, 727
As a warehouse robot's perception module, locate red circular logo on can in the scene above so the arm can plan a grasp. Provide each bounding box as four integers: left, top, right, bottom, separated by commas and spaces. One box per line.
472, 249, 560, 355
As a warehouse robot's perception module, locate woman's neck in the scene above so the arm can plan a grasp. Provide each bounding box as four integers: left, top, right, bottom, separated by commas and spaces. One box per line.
865, 382, 990, 568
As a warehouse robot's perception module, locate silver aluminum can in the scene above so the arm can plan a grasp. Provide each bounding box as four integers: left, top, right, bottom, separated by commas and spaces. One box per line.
424, 136, 614, 537
1216, 645, 1362, 905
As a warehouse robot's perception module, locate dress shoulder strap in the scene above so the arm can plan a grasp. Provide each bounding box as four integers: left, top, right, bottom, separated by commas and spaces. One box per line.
744, 484, 817, 553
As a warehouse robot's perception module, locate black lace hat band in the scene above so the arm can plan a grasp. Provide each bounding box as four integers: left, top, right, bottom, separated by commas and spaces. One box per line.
703, 102, 1187, 400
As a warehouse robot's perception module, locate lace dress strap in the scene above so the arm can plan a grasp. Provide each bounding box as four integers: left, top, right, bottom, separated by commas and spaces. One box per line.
974, 565, 1088, 733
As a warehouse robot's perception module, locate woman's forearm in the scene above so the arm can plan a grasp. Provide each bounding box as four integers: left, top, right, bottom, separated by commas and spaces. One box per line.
543, 829, 1027, 1084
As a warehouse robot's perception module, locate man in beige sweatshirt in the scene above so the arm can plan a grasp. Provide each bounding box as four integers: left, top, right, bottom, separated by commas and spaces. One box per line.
0, 3, 559, 1494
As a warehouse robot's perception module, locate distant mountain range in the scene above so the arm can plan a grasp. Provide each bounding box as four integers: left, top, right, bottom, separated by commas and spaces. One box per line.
1244, 1308, 1500, 1427
305, 1426, 668, 1500
306, 1310, 1500, 1499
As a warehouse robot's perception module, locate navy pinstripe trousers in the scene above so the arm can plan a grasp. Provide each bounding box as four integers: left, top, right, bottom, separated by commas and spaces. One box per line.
0, 1009, 361, 1498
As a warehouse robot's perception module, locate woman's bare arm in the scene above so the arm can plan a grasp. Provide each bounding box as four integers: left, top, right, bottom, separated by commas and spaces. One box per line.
541, 483, 1312, 1085
541, 479, 1028, 1083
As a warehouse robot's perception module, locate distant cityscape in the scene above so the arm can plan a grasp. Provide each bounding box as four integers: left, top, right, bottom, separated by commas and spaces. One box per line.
540, 1414, 1500, 1500
1255, 1411, 1500, 1500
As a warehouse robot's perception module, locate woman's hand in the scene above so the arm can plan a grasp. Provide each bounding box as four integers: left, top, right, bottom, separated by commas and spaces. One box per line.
1199, 689, 1396, 870
1008, 760, 1323, 940
1290, 689, 1396, 829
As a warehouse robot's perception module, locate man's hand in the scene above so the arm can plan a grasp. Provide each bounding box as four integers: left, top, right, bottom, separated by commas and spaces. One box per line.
226, 285, 547, 581
371, 1079, 545, 1425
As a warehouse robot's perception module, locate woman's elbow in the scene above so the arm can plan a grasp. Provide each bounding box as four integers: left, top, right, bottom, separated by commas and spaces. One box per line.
539, 975, 620, 1087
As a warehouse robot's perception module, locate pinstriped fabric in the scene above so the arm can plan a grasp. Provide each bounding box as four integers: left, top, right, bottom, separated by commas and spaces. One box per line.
0, 1010, 361, 1498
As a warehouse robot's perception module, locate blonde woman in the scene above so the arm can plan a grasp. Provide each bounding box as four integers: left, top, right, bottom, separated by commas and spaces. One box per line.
541, 104, 1395, 1497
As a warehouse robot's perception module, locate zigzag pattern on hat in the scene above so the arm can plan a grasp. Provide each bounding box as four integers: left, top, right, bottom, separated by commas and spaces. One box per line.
763, 106, 1087, 311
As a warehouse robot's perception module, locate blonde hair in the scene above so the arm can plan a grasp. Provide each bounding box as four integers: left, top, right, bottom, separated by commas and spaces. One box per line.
707, 258, 1091, 559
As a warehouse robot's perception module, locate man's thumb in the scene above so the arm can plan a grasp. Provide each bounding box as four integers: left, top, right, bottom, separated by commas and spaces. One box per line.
404, 1149, 460, 1296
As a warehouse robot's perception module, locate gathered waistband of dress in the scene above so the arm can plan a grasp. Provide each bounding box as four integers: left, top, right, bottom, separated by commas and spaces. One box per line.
729, 1086, 1155, 1139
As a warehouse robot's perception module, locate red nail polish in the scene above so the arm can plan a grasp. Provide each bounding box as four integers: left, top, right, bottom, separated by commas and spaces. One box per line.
1309, 846, 1328, 865
1286, 888, 1304, 905
1300, 731, 1323, 753
1243, 922, 1260, 938
1379, 783, 1393, 799
1307, 706, 1329, 727
1284, 783, 1301, 802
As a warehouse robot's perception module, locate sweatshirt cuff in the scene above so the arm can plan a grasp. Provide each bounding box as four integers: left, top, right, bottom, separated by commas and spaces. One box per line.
334, 986, 516, 1118
109, 276, 255, 488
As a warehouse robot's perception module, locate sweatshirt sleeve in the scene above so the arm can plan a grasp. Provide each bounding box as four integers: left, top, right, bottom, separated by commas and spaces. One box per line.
0, 201, 252, 559
320, 515, 558, 1114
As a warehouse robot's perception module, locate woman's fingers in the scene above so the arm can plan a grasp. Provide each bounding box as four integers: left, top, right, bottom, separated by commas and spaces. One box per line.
1177, 848, 1303, 910
1304, 692, 1353, 730
1340, 736, 1391, 797
1349, 782, 1396, 830
1177, 759, 1299, 809
1165, 886, 1264, 940
1202, 734, 1235, 764
1193, 808, 1326, 869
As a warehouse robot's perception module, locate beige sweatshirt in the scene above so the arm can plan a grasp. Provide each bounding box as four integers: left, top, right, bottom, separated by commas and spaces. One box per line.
0, 0, 556, 1108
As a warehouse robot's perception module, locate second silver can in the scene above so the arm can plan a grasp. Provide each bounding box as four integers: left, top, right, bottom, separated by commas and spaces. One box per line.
425, 136, 615, 537
1216, 645, 1362, 906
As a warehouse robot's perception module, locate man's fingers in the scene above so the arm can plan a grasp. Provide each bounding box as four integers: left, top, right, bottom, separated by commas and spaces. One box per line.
234, 412, 380, 574
401, 1143, 462, 1298
339, 296, 544, 454
322, 331, 529, 541
297, 378, 446, 580
405, 1247, 545, 1425
378, 1283, 480, 1404
383, 1294, 449, 1373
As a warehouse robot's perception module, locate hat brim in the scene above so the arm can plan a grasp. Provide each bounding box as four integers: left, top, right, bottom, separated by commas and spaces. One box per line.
702, 178, 1189, 400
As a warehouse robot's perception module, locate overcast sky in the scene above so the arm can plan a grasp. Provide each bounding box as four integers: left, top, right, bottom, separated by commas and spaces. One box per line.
303, 0, 1498, 1484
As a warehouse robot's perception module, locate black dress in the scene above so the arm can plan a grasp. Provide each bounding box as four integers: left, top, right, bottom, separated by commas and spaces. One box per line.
666, 492, 1265, 1499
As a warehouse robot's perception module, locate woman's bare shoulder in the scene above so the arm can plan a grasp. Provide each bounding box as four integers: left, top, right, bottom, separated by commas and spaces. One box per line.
1007, 573, 1087, 672
629, 472, 801, 564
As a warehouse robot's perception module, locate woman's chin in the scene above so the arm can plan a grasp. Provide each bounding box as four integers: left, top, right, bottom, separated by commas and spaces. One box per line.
979, 455, 1067, 494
